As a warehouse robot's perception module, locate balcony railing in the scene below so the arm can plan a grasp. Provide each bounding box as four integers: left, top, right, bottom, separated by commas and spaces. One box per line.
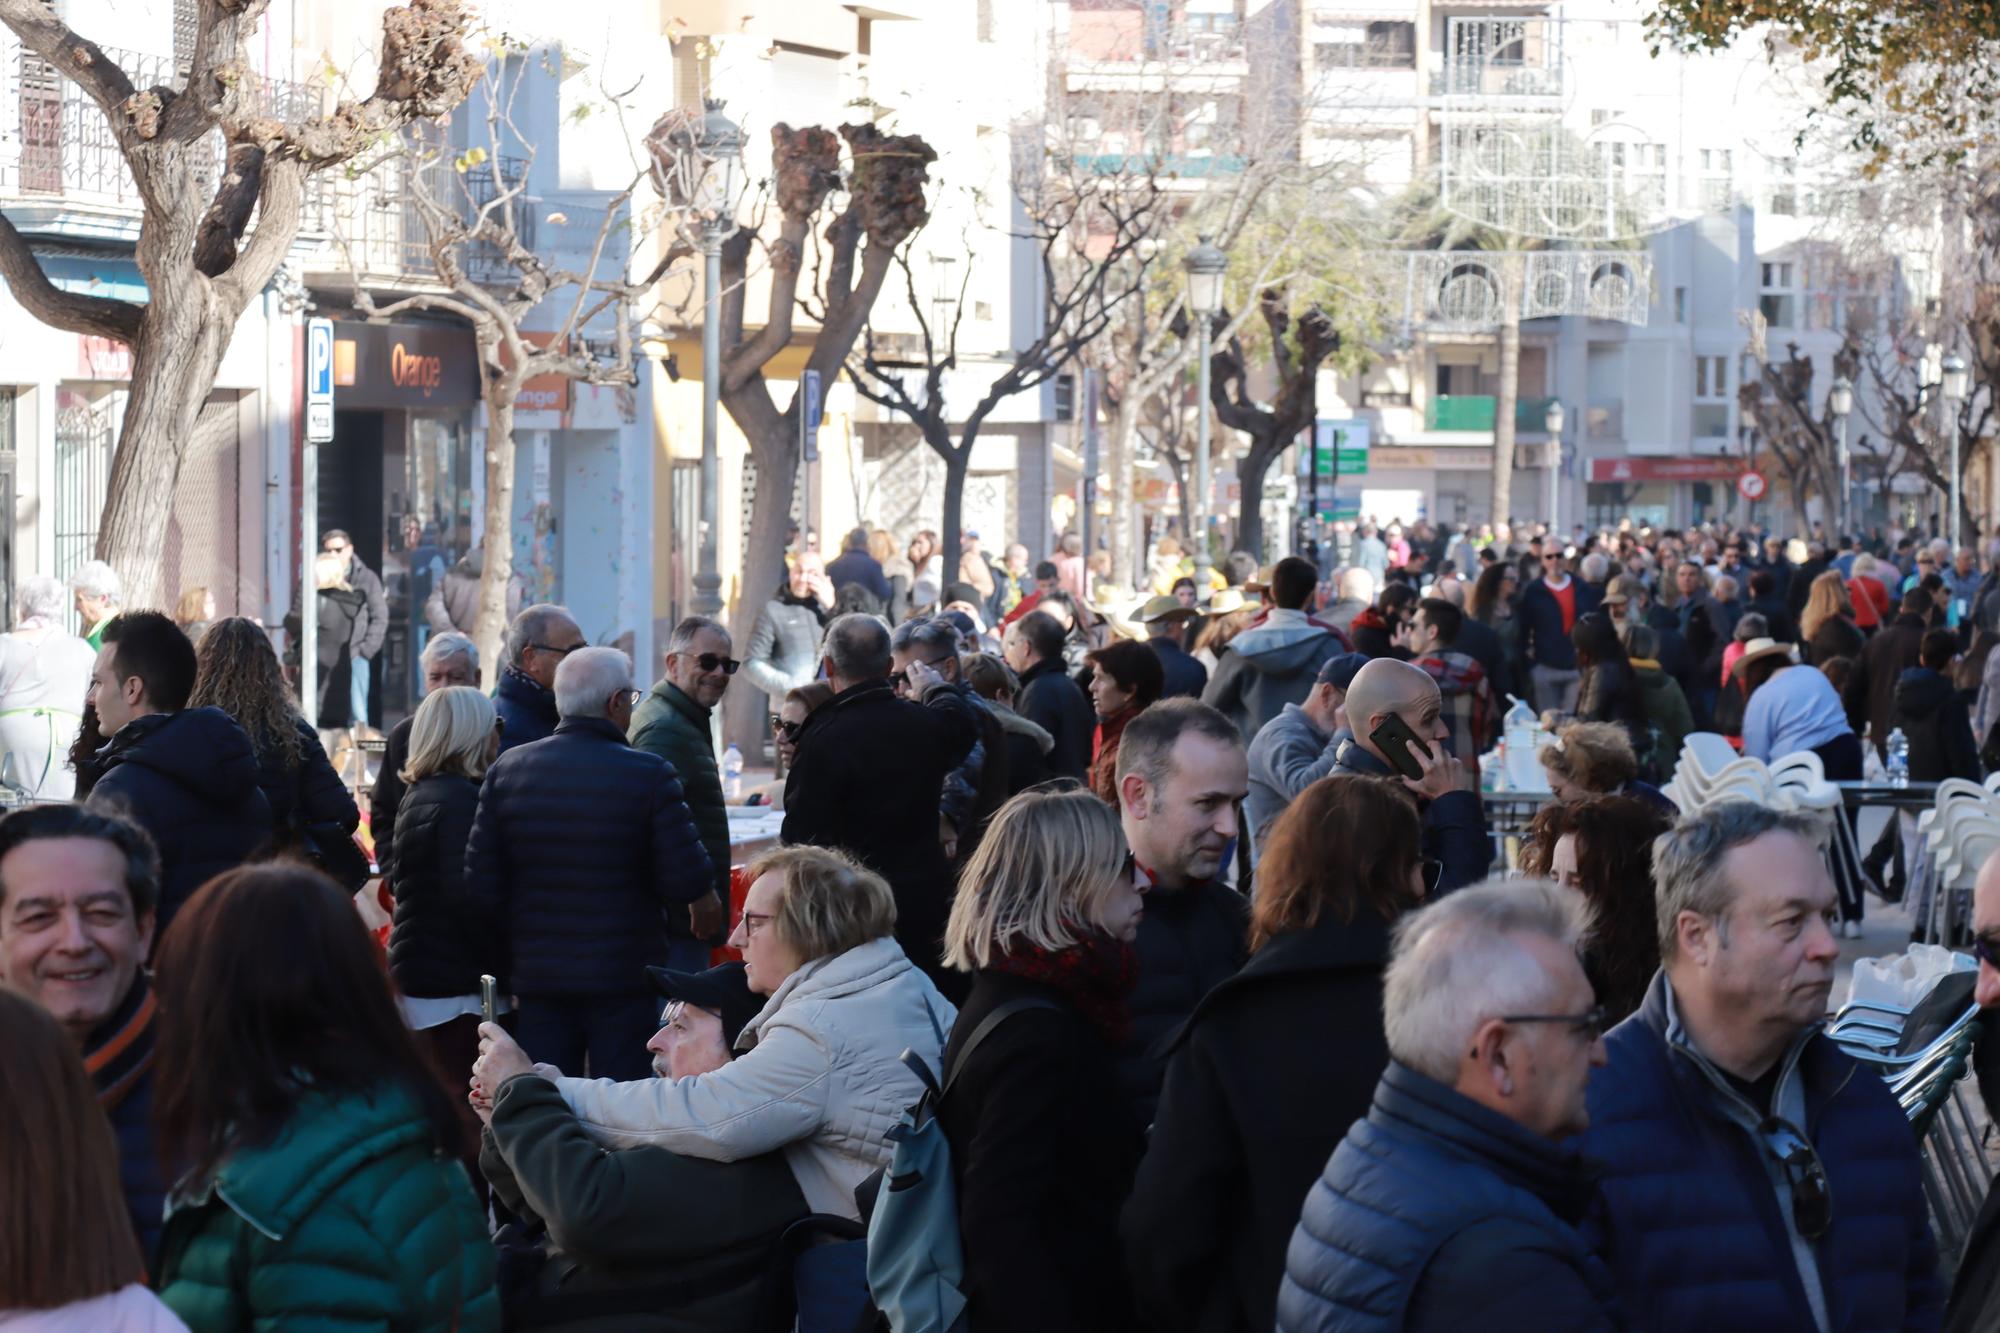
1425, 395, 1560, 432
0, 42, 317, 211
304, 152, 536, 286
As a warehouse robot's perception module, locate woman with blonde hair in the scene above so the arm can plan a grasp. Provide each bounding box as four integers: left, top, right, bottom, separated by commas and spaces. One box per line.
0, 987, 185, 1330
387, 686, 505, 1122
473, 843, 950, 1223
937, 788, 1146, 1331
1539, 718, 1675, 813
1801, 568, 1865, 666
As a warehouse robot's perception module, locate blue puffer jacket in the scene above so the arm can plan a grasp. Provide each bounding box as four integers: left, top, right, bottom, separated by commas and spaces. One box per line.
1278, 1060, 1616, 1332
494, 664, 559, 753
466, 716, 713, 998
1579, 973, 1942, 1333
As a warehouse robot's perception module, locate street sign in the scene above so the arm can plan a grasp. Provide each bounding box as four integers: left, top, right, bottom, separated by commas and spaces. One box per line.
1312, 419, 1371, 476
800, 368, 823, 463
305, 318, 334, 443
1736, 469, 1768, 502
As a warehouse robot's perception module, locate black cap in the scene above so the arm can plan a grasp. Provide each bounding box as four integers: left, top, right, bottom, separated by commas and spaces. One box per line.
646, 961, 763, 1051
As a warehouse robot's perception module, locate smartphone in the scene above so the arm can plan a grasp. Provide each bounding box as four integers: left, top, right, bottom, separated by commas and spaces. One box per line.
480, 975, 498, 1026
1369, 713, 1433, 782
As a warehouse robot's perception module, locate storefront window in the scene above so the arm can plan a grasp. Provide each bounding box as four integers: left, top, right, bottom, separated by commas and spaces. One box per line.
381, 415, 473, 722
1586, 482, 1670, 532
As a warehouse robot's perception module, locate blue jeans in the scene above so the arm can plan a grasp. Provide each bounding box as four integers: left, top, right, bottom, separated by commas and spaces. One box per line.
512, 993, 660, 1081
350, 655, 371, 727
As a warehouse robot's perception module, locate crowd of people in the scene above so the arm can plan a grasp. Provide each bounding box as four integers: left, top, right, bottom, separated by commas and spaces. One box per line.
8, 513, 2000, 1331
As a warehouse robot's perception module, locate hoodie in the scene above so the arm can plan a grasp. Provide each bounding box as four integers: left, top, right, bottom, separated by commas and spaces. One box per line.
1892, 665, 1981, 783
1201, 609, 1350, 742
87, 707, 274, 932
1630, 656, 1694, 775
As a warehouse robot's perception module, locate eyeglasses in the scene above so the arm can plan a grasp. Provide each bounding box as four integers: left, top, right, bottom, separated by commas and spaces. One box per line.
614, 689, 642, 709
1759, 1116, 1832, 1240
737, 910, 774, 939
770, 716, 804, 740
530, 641, 584, 657
679, 652, 740, 675
889, 655, 956, 690
1421, 859, 1444, 896
1498, 1004, 1609, 1042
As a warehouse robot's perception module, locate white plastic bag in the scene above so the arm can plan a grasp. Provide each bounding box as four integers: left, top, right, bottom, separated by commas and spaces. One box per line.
1842, 942, 1976, 1013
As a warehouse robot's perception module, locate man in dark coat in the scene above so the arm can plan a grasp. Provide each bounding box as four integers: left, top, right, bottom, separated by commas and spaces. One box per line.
1111, 699, 1251, 1128
891, 617, 1008, 864
1331, 658, 1490, 895
825, 526, 892, 606
478, 962, 810, 1329
1894, 629, 1983, 784
1518, 546, 1601, 714
0, 804, 171, 1265
784, 614, 978, 990
1846, 586, 1933, 758
371, 631, 479, 880
1278, 880, 1616, 1332
468, 646, 714, 1080
322, 529, 388, 727
84, 611, 273, 933
628, 616, 736, 971
1744, 568, 1799, 645
496, 604, 585, 753
1004, 609, 1094, 782
1137, 595, 1208, 700
1579, 803, 1942, 1333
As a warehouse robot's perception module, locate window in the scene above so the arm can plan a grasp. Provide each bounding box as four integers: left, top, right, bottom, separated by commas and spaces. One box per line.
1759, 262, 1796, 327
1694, 355, 1729, 439
1054, 374, 1076, 421
1314, 21, 1415, 68
1768, 158, 1797, 216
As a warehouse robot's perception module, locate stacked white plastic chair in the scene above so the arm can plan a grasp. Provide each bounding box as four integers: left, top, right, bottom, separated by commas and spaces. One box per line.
1662, 736, 1860, 893
1907, 779, 2000, 944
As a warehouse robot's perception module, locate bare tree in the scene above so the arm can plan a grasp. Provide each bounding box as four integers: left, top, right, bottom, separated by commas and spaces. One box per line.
0, 0, 480, 605
1737, 314, 1854, 536
1207, 288, 1340, 557
336, 56, 677, 677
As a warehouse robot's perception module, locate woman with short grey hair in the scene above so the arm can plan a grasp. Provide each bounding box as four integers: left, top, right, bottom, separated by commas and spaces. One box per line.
0, 575, 97, 797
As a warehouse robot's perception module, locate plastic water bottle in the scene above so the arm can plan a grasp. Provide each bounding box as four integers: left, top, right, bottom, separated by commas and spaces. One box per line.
1502, 696, 1538, 790
723, 743, 744, 802
1886, 728, 1909, 789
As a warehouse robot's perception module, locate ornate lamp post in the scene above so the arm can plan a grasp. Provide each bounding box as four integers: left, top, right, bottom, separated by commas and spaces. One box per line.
1183, 235, 1228, 593
1543, 399, 1565, 532
1828, 374, 1853, 538
1941, 353, 1969, 551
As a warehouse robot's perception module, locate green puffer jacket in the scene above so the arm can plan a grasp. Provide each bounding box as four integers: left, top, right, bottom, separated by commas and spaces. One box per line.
155, 1081, 499, 1332
629, 680, 731, 906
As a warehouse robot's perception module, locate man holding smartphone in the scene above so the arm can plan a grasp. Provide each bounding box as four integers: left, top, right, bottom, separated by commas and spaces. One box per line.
1328, 658, 1490, 895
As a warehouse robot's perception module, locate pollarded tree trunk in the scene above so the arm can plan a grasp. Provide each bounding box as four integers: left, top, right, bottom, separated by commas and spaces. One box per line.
472, 362, 524, 686
1237, 452, 1272, 560
940, 445, 970, 585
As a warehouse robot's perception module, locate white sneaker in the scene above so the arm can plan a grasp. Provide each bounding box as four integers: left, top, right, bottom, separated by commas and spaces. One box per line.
1844, 920, 1864, 939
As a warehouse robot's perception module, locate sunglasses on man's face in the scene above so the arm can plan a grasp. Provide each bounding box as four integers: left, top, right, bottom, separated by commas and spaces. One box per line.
680, 652, 739, 675
770, 716, 803, 740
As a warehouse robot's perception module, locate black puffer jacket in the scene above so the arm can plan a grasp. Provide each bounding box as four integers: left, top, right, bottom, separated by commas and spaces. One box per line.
1893, 666, 1982, 784
87, 707, 275, 932
1116, 877, 1248, 1129
466, 717, 714, 998
254, 718, 359, 845
390, 773, 499, 998
1016, 657, 1094, 783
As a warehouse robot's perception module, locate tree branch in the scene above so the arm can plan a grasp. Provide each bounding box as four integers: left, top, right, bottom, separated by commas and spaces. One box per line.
0, 210, 142, 342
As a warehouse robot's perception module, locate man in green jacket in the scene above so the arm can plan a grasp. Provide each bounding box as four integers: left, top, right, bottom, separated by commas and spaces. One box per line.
629, 616, 734, 968
478, 962, 810, 1330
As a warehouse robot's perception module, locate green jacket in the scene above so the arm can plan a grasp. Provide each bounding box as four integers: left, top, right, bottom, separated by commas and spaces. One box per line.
628, 681, 731, 903
156, 1082, 498, 1333
480, 1075, 808, 1331
1632, 657, 1695, 782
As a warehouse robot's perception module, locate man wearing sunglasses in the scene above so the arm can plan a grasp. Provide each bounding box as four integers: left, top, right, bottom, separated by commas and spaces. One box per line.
1579, 802, 1942, 1333
496, 604, 586, 752
629, 616, 738, 968
1280, 879, 1615, 1331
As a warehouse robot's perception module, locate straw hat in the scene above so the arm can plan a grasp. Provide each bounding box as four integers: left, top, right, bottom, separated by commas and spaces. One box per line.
1200, 588, 1251, 617
1731, 637, 1798, 676
1136, 593, 1198, 626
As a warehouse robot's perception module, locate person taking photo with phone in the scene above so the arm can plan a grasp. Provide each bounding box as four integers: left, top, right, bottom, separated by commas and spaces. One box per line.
1327, 658, 1489, 894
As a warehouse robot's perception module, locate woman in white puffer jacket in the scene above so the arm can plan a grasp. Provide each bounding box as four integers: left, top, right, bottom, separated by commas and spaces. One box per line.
476, 844, 952, 1221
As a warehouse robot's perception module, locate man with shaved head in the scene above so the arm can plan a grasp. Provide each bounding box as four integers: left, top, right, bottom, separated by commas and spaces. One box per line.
1328, 657, 1489, 893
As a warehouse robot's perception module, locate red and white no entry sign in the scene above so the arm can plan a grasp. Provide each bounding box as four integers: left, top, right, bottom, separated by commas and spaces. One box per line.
1737, 470, 1768, 502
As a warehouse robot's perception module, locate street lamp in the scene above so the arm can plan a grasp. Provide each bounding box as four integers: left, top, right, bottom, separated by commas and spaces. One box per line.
1183, 235, 1227, 591
1543, 399, 1565, 532
1828, 374, 1853, 538
1941, 352, 1969, 551
649, 100, 744, 618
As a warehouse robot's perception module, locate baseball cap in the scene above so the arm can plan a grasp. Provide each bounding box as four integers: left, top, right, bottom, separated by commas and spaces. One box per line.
646, 961, 764, 1051
1317, 651, 1369, 691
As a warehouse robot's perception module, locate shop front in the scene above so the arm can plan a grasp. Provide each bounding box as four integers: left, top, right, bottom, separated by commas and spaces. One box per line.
1586, 456, 1750, 531
323, 319, 479, 728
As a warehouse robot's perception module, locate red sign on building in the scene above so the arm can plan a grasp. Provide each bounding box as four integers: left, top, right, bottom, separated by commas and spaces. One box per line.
1588, 457, 1744, 483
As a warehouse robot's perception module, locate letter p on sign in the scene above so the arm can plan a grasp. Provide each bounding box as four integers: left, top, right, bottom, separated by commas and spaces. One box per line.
306, 318, 335, 443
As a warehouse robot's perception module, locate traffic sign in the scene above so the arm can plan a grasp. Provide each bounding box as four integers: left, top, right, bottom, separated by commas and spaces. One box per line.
800, 368, 823, 463
1736, 469, 1768, 502
305, 318, 335, 444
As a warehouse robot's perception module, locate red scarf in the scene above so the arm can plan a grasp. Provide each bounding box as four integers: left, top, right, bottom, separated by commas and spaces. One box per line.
987, 930, 1137, 1045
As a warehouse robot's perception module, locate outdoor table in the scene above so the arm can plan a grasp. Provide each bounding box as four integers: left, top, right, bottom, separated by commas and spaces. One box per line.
1832, 780, 1940, 812
1482, 788, 1554, 871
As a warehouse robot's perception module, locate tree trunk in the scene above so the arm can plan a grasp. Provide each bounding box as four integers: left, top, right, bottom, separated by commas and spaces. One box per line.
1237, 441, 1273, 561
1492, 258, 1521, 526
95, 291, 229, 609
473, 371, 522, 689
1107, 396, 1131, 586
723, 429, 800, 753
940, 443, 970, 588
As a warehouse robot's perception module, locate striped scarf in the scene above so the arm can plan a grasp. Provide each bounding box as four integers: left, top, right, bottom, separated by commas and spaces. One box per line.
83, 973, 157, 1113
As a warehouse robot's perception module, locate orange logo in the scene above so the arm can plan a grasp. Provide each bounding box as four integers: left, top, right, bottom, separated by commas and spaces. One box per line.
390, 343, 444, 396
